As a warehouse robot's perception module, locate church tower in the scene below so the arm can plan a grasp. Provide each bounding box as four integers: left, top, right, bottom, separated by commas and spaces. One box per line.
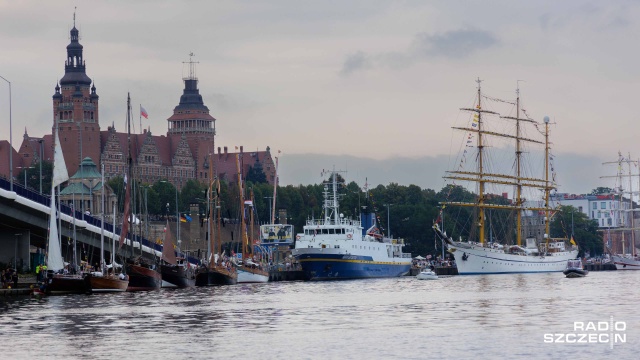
52, 14, 101, 177
167, 54, 216, 182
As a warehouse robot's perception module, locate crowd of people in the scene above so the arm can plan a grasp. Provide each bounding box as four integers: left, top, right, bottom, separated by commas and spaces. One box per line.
1, 267, 19, 289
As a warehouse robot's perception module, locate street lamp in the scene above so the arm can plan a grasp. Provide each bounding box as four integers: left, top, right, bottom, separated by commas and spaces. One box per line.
385, 203, 393, 238
0, 75, 12, 191
17, 166, 34, 188
37, 139, 44, 193
160, 180, 179, 246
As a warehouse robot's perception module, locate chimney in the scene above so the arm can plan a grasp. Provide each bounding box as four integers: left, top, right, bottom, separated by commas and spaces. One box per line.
218, 147, 221, 154
240, 146, 243, 153
224, 146, 227, 154
502, 192, 508, 199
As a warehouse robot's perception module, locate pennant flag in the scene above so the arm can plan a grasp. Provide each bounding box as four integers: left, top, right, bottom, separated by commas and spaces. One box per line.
570, 236, 576, 246
140, 105, 149, 119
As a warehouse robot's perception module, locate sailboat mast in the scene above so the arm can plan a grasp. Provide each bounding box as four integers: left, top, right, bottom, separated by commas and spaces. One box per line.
544, 116, 551, 247
476, 78, 486, 244
271, 155, 279, 224
250, 188, 255, 256
127, 93, 133, 259
628, 153, 635, 257
236, 153, 247, 258
100, 162, 105, 272
515, 86, 523, 246
207, 154, 214, 266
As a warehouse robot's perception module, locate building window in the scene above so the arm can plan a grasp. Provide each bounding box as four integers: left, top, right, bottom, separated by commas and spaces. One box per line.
592, 203, 597, 210
600, 202, 606, 209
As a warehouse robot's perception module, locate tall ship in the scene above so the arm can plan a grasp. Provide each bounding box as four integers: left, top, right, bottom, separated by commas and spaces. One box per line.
293, 170, 412, 280
602, 153, 640, 270
432, 80, 578, 274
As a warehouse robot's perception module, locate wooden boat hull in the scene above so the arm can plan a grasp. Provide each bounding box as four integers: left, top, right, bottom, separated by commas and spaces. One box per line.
161, 264, 196, 288
85, 274, 129, 293
126, 263, 162, 291
45, 273, 88, 295
195, 267, 237, 286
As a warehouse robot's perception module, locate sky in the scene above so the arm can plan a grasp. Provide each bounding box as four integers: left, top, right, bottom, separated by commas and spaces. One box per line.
0, 0, 639, 195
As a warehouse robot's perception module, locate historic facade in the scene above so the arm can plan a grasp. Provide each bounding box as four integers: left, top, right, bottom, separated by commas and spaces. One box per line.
5, 21, 276, 191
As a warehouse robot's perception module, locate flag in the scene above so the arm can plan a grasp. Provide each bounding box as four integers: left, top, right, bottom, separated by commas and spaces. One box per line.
180, 215, 187, 223
570, 236, 576, 246
140, 105, 148, 119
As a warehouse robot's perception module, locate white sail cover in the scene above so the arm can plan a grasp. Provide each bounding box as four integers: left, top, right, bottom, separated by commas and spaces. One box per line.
47, 186, 65, 271
51, 127, 69, 188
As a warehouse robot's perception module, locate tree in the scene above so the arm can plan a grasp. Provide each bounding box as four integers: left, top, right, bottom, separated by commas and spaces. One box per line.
550, 205, 603, 256
591, 187, 613, 195
246, 165, 267, 184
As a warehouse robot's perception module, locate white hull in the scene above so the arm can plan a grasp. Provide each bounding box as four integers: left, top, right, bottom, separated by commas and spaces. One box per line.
416, 271, 438, 280
161, 280, 178, 288
612, 255, 640, 270
449, 243, 578, 274
237, 269, 269, 283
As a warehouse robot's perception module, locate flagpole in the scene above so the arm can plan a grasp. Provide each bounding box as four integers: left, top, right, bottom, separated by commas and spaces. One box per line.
139, 104, 142, 135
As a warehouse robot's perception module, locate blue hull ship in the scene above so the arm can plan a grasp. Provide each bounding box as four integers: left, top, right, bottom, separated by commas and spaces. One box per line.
293, 170, 412, 281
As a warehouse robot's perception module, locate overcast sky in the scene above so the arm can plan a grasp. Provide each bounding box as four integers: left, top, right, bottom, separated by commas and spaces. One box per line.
0, 1, 638, 194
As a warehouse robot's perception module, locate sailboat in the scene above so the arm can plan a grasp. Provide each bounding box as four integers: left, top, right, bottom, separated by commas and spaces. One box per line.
432, 80, 578, 274
235, 154, 269, 283
120, 93, 162, 291
195, 153, 238, 286
85, 163, 129, 293
160, 219, 196, 288
604, 153, 640, 270
43, 123, 88, 295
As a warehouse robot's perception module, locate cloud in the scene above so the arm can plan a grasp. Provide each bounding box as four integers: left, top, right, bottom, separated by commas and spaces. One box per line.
339, 28, 498, 75
339, 51, 371, 77
410, 29, 499, 59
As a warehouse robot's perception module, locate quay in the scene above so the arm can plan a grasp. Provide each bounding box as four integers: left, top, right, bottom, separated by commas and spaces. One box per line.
409, 266, 458, 276
584, 263, 616, 271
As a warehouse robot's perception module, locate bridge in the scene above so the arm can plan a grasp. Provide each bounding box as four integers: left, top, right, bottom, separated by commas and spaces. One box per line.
0, 177, 195, 272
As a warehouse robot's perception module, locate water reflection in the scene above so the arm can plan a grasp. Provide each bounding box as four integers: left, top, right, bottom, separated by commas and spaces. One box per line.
1, 272, 638, 359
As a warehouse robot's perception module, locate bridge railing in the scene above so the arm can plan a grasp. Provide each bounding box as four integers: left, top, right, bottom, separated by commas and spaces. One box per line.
0, 176, 199, 265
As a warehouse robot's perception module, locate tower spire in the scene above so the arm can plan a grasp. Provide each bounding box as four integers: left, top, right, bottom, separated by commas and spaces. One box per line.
73, 6, 76, 27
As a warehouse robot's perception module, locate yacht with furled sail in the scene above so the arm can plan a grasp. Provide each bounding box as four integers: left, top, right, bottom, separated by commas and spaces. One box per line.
236, 154, 269, 283
293, 170, 412, 280
602, 152, 640, 270
120, 93, 162, 291
161, 219, 196, 287
43, 123, 88, 295
195, 154, 238, 286
432, 80, 578, 274
85, 163, 129, 293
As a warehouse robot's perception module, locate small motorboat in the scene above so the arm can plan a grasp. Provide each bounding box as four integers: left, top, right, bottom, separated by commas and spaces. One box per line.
416, 267, 438, 280
563, 259, 588, 278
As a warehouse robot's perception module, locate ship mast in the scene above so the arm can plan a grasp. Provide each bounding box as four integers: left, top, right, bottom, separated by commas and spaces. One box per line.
544, 116, 551, 247
476, 78, 486, 244
236, 153, 248, 259
515, 85, 523, 246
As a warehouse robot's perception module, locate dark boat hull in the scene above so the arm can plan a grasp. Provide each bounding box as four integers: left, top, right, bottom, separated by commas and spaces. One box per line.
45, 273, 88, 295
126, 263, 162, 291
195, 268, 237, 286
161, 264, 196, 288
563, 269, 588, 278
85, 273, 129, 293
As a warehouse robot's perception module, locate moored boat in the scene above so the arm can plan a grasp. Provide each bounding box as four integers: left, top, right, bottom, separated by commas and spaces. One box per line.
85, 272, 129, 293
563, 259, 588, 278
612, 255, 640, 270
293, 170, 412, 280
416, 268, 438, 280
126, 259, 162, 291
45, 272, 87, 295
432, 80, 578, 275
160, 220, 195, 288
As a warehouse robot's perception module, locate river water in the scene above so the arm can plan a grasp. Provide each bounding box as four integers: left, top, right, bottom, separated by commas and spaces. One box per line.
1, 271, 637, 359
